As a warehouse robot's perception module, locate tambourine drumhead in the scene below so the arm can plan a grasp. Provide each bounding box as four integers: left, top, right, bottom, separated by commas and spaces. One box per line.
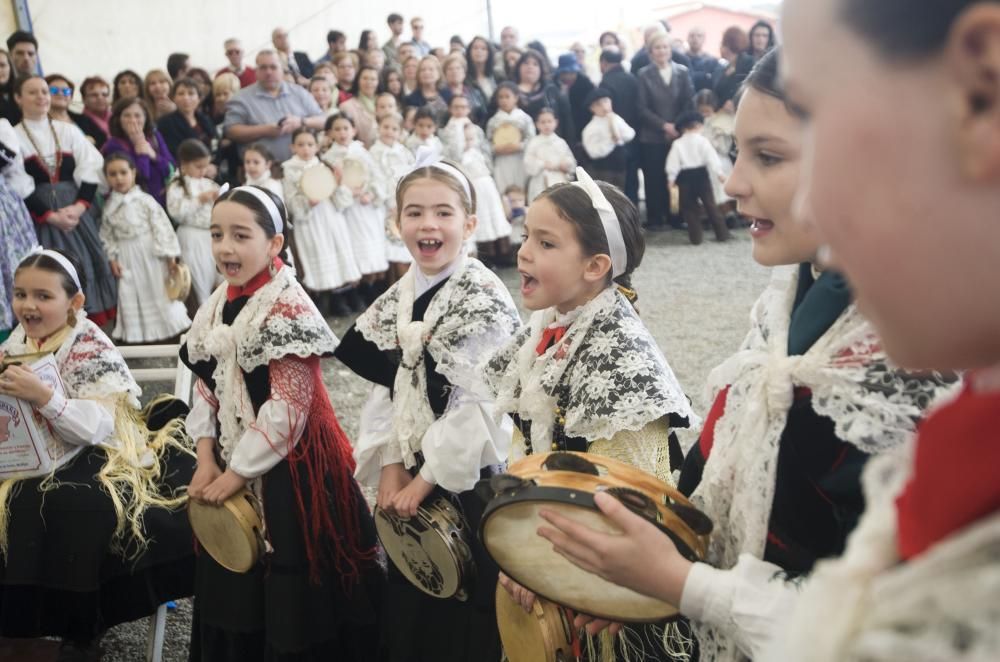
188, 489, 262, 573
481, 450, 712, 623
165, 263, 191, 302
374, 496, 470, 599
492, 123, 522, 148
341, 159, 368, 190
484, 500, 679, 622
301, 164, 337, 201
496, 584, 573, 662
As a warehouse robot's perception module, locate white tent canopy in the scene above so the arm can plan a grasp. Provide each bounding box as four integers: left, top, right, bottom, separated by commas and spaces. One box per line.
0, 0, 691, 88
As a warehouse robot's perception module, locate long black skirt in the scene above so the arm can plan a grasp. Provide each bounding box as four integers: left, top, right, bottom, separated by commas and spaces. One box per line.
380, 479, 502, 662
188, 459, 383, 662
0, 439, 196, 642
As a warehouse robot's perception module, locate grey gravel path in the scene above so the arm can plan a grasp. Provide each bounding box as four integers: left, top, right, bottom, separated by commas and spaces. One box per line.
100, 227, 770, 661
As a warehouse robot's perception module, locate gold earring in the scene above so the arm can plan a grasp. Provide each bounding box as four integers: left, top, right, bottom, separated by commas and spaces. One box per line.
66, 309, 77, 328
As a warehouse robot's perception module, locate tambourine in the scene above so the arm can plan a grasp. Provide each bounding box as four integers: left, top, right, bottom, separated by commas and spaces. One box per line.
300, 164, 337, 202
341, 158, 369, 190
188, 488, 264, 573
496, 583, 576, 662
165, 262, 191, 302
492, 123, 523, 149
374, 494, 475, 600
479, 451, 713, 622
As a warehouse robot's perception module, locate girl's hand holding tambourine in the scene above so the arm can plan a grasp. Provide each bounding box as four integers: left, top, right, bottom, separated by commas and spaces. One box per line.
537, 490, 694, 608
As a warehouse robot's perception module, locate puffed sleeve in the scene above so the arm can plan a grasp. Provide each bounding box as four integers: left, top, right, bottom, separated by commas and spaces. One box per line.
523, 137, 545, 176
67, 122, 103, 204
416, 385, 512, 493
227, 356, 312, 480
0, 119, 34, 198
38, 389, 115, 448
145, 194, 182, 257
353, 384, 405, 487
280, 163, 312, 222
166, 181, 199, 227
185, 379, 218, 440
680, 555, 800, 660
99, 206, 120, 261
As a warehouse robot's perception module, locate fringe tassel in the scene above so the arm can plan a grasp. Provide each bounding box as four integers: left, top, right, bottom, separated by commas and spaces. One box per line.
0, 395, 194, 560
284, 363, 375, 587
580, 621, 694, 662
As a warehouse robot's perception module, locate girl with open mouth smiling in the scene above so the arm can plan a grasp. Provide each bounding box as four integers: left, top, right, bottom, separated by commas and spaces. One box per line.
335, 149, 521, 662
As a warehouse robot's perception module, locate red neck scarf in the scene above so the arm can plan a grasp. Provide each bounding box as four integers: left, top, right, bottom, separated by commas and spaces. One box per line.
895, 377, 1000, 560
535, 325, 567, 355
226, 258, 282, 302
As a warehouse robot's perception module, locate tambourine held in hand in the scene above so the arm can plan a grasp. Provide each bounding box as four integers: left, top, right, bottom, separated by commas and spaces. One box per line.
300, 164, 337, 202
188, 488, 264, 573
496, 582, 576, 662
479, 451, 712, 622
374, 494, 475, 600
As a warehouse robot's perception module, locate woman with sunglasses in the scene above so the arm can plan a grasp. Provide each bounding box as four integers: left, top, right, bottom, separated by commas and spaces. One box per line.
44, 74, 107, 150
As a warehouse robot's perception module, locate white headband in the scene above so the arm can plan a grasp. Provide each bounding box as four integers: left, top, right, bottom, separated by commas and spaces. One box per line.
405, 145, 473, 203
572, 168, 627, 279
218, 183, 284, 234
23, 247, 82, 292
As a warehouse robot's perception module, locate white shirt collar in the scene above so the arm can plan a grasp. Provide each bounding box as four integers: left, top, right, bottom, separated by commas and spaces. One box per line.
414, 256, 463, 298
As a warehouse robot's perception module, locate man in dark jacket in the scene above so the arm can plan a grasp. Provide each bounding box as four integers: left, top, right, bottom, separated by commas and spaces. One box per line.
598, 49, 641, 204
555, 53, 596, 161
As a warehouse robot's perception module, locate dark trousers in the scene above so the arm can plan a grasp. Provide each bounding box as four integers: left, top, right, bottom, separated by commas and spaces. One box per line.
640, 142, 670, 226
677, 166, 731, 245
588, 146, 628, 192
624, 141, 640, 204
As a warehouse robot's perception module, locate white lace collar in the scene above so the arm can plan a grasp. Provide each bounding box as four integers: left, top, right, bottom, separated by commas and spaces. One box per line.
413, 258, 462, 299
485, 285, 697, 446
691, 265, 958, 662
354, 257, 520, 468
104, 186, 145, 216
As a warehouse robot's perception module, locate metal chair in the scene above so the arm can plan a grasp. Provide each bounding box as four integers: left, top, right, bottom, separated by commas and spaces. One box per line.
118, 341, 192, 662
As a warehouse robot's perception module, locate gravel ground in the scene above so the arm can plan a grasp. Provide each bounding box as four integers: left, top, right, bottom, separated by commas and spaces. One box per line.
99, 226, 770, 661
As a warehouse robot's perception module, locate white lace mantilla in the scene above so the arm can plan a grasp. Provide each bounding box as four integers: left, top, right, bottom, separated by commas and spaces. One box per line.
691, 265, 958, 662
354, 257, 520, 468
485, 286, 697, 446
762, 436, 1000, 661
184, 265, 337, 462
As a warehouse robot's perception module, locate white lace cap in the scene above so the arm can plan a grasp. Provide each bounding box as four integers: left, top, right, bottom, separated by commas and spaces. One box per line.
572, 168, 627, 279
24, 246, 82, 292
219, 183, 284, 234
406, 145, 472, 203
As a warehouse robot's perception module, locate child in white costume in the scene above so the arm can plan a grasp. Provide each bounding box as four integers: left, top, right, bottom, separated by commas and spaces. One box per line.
281, 128, 361, 295
101, 153, 190, 343
166, 139, 221, 305
523, 108, 575, 202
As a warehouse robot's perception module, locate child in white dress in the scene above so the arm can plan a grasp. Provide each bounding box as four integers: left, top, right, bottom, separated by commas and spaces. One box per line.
523, 108, 576, 202
486, 82, 535, 196
101, 153, 190, 343
403, 106, 443, 155
322, 114, 389, 306
442, 94, 510, 266
369, 112, 414, 284
281, 128, 361, 316
242, 143, 283, 203
165, 139, 220, 306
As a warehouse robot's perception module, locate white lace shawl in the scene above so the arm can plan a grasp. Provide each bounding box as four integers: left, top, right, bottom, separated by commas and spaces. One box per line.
762, 433, 1000, 662
184, 265, 338, 463
692, 265, 958, 662
354, 257, 520, 469
485, 286, 697, 446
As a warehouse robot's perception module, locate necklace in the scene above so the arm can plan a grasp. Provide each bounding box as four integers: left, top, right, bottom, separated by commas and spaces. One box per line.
21, 117, 63, 183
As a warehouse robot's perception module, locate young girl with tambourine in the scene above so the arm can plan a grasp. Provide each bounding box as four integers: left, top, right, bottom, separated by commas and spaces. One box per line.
483, 170, 698, 661
181, 185, 381, 661
334, 148, 521, 661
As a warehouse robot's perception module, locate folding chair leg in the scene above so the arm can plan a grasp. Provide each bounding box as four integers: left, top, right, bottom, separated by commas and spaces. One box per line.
146, 603, 168, 662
